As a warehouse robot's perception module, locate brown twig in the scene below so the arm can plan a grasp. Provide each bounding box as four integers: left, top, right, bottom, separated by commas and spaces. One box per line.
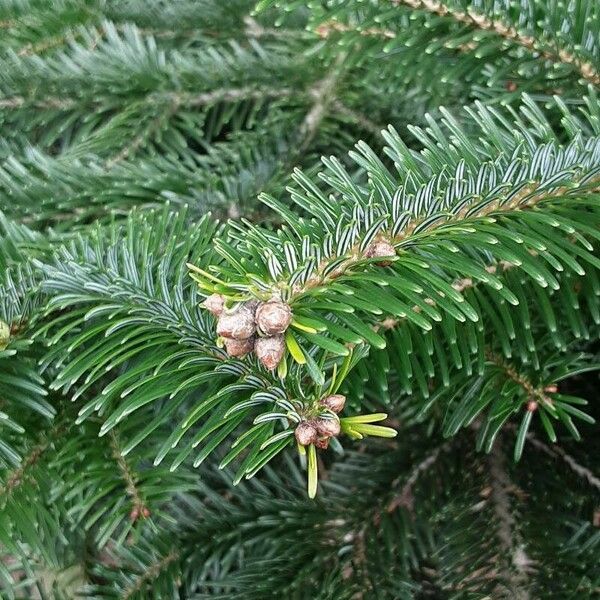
486, 351, 555, 409
108, 431, 149, 521
332, 100, 384, 138
386, 440, 454, 513
121, 550, 179, 600
525, 433, 600, 492
487, 442, 533, 599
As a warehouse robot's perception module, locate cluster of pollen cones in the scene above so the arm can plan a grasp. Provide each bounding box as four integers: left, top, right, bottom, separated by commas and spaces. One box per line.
203, 294, 292, 370
294, 394, 346, 449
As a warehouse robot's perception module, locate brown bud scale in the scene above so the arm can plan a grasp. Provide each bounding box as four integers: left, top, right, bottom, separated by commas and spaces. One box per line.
365, 240, 396, 266
315, 417, 341, 438
203, 293, 225, 317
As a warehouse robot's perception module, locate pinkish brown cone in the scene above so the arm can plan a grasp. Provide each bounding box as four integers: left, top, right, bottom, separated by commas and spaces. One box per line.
255, 299, 292, 335
217, 305, 256, 340
321, 394, 346, 413
295, 421, 318, 446
224, 336, 255, 358
254, 335, 285, 370
315, 417, 341, 438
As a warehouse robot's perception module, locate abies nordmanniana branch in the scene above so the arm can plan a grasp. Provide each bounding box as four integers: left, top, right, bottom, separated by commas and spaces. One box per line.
4, 90, 600, 502
188, 92, 600, 492
1, 1, 600, 596
11, 92, 597, 498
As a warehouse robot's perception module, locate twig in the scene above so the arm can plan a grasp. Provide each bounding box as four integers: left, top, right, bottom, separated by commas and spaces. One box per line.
121, 550, 179, 600
386, 440, 454, 513
486, 351, 554, 409
315, 19, 395, 40
526, 433, 600, 492
298, 53, 348, 152
332, 100, 384, 138
487, 442, 533, 599
390, 0, 600, 85
375, 261, 513, 333
0, 439, 50, 499
108, 431, 148, 520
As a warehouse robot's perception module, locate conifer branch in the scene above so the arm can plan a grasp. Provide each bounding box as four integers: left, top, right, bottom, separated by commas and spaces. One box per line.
390, 0, 600, 85
0, 88, 293, 112
332, 100, 385, 138
485, 352, 555, 409
375, 261, 512, 332
386, 441, 454, 513
294, 175, 600, 298
108, 431, 148, 520
0, 439, 50, 499
121, 550, 179, 600
487, 442, 532, 600
298, 53, 348, 152
526, 434, 600, 492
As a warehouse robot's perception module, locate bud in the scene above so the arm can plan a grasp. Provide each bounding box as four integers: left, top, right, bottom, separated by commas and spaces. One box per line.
254, 335, 285, 370
216, 305, 256, 340
129, 507, 139, 521
295, 421, 318, 446
321, 394, 346, 413
0, 320, 9, 351
544, 384, 558, 394
224, 336, 254, 358
141, 506, 150, 519
526, 400, 538, 412
255, 299, 292, 335
365, 240, 396, 266
203, 293, 225, 316
315, 417, 341, 438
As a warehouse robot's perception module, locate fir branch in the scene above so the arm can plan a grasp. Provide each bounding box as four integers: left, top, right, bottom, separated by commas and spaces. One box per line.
121, 550, 180, 600
298, 53, 348, 152
487, 442, 532, 599
108, 431, 148, 520
376, 261, 513, 332
295, 175, 600, 298
0, 87, 293, 112
0, 438, 49, 499
390, 0, 600, 85
332, 100, 385, 138
0, 421, 64, 499
486, 351, 554, 409
386, 440, 454, 513
314, 19, 396, 40
526, 433, 600, 492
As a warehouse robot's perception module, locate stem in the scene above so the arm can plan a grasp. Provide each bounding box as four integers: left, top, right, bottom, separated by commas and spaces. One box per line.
487, 441, 532, 599
526, 433, 600, 492
391, 0, 600, 85
292, 175, 600, 298
121, 550, 179, 600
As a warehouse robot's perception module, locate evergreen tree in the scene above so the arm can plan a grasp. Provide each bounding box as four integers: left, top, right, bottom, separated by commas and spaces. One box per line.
1, 0, 599, 597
